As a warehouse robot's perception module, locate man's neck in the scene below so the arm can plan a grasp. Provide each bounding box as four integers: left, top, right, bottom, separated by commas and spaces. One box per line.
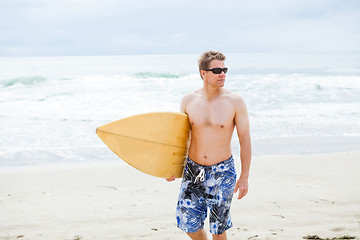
202, 85, 222, 100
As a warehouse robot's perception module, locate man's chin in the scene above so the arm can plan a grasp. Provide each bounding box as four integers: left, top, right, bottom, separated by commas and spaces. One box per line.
217, 80, 225, 87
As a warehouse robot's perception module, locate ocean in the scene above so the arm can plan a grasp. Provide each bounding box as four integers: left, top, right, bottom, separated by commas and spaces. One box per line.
0, 53, 359, 167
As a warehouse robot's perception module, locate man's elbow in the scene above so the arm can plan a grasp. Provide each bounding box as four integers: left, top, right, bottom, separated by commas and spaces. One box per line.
239, 134, 251, 146
240, 135, 251, 152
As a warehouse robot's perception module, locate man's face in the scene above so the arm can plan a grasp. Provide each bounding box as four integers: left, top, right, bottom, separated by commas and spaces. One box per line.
201, 59, 226, 88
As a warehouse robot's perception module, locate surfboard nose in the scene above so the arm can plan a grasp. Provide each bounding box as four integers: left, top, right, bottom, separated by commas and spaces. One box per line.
95, 112, 190, 178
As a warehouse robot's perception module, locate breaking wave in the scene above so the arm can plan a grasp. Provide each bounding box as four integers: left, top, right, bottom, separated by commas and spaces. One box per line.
1, 76, 48, 87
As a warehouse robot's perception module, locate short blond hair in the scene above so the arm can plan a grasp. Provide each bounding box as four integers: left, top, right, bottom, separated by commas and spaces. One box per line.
198, 51, 226, 78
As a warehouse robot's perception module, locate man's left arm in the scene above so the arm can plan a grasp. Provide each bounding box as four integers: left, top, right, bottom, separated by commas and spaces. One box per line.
233, 97, 252, 199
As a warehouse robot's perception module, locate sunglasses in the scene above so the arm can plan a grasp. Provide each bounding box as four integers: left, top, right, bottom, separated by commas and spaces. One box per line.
205, 67, 228, 74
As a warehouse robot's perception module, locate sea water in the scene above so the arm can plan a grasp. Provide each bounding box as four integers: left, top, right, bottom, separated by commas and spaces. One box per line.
0, 53, 359, 167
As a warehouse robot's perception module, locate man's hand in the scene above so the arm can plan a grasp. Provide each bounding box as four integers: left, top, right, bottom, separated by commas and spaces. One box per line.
165, 176, 176, 182
234, 177, 248, 199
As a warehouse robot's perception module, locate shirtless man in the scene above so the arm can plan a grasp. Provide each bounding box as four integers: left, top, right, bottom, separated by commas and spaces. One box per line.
167, 51, 251, 240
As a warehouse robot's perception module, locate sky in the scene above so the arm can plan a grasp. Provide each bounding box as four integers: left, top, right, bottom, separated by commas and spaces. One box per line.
0, 0, 359, 57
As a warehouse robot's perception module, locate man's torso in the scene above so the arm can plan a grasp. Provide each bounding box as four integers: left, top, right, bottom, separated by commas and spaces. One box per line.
185, 89, 237, 166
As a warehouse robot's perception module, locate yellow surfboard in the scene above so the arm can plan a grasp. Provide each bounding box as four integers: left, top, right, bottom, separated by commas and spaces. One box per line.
96, 112, 190, 178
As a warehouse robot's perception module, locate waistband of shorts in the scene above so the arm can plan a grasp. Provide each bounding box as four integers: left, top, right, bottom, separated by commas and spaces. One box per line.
186, 155, 234, 169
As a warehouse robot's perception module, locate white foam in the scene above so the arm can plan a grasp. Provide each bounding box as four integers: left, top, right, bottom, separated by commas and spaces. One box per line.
0, 54, 359, 166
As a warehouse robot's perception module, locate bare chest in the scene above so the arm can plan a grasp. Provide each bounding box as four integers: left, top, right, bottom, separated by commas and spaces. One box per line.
187, 98, 235, 128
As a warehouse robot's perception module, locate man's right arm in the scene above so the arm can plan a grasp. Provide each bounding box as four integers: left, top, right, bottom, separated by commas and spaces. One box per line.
165, 94, 191, 182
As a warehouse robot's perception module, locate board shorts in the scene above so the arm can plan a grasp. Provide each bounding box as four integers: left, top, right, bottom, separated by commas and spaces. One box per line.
176, 155, 237, 235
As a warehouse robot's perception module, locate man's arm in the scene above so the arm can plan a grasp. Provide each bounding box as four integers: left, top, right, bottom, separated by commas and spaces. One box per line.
165, 93, 192, 182
233, 97, 252, 199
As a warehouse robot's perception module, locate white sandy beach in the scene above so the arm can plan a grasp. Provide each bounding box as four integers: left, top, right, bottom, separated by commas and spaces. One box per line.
1, 151, 359, 240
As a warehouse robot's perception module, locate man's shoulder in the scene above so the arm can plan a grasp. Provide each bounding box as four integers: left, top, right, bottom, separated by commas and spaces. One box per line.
180, 89, 202, 113
222, 89, 244, 101
222, 89, 247, 109
182, 89, 201, 101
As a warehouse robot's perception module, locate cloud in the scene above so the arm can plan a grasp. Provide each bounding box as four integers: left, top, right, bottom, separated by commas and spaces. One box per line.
0, 0, 359, 56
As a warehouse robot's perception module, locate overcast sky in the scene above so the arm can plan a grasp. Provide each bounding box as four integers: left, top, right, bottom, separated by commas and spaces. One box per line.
0, 0, 359, 57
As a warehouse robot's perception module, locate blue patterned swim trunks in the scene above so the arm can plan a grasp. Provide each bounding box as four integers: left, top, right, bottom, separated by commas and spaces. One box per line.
176, 156, 237, 235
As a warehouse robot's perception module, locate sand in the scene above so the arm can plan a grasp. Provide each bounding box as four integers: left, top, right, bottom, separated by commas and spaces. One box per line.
0, 152, 359, 240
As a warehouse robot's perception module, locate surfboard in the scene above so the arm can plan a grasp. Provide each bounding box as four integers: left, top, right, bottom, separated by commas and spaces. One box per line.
96, 112, 190, 178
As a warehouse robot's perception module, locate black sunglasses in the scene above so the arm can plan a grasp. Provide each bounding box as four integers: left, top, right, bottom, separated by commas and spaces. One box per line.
205, 67, 228, 74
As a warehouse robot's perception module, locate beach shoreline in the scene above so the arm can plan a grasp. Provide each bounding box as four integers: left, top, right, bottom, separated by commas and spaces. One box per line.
0, 151, 359, 240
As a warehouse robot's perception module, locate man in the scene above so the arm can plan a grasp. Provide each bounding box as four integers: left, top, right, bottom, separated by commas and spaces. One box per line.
167, 51, 251, 240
